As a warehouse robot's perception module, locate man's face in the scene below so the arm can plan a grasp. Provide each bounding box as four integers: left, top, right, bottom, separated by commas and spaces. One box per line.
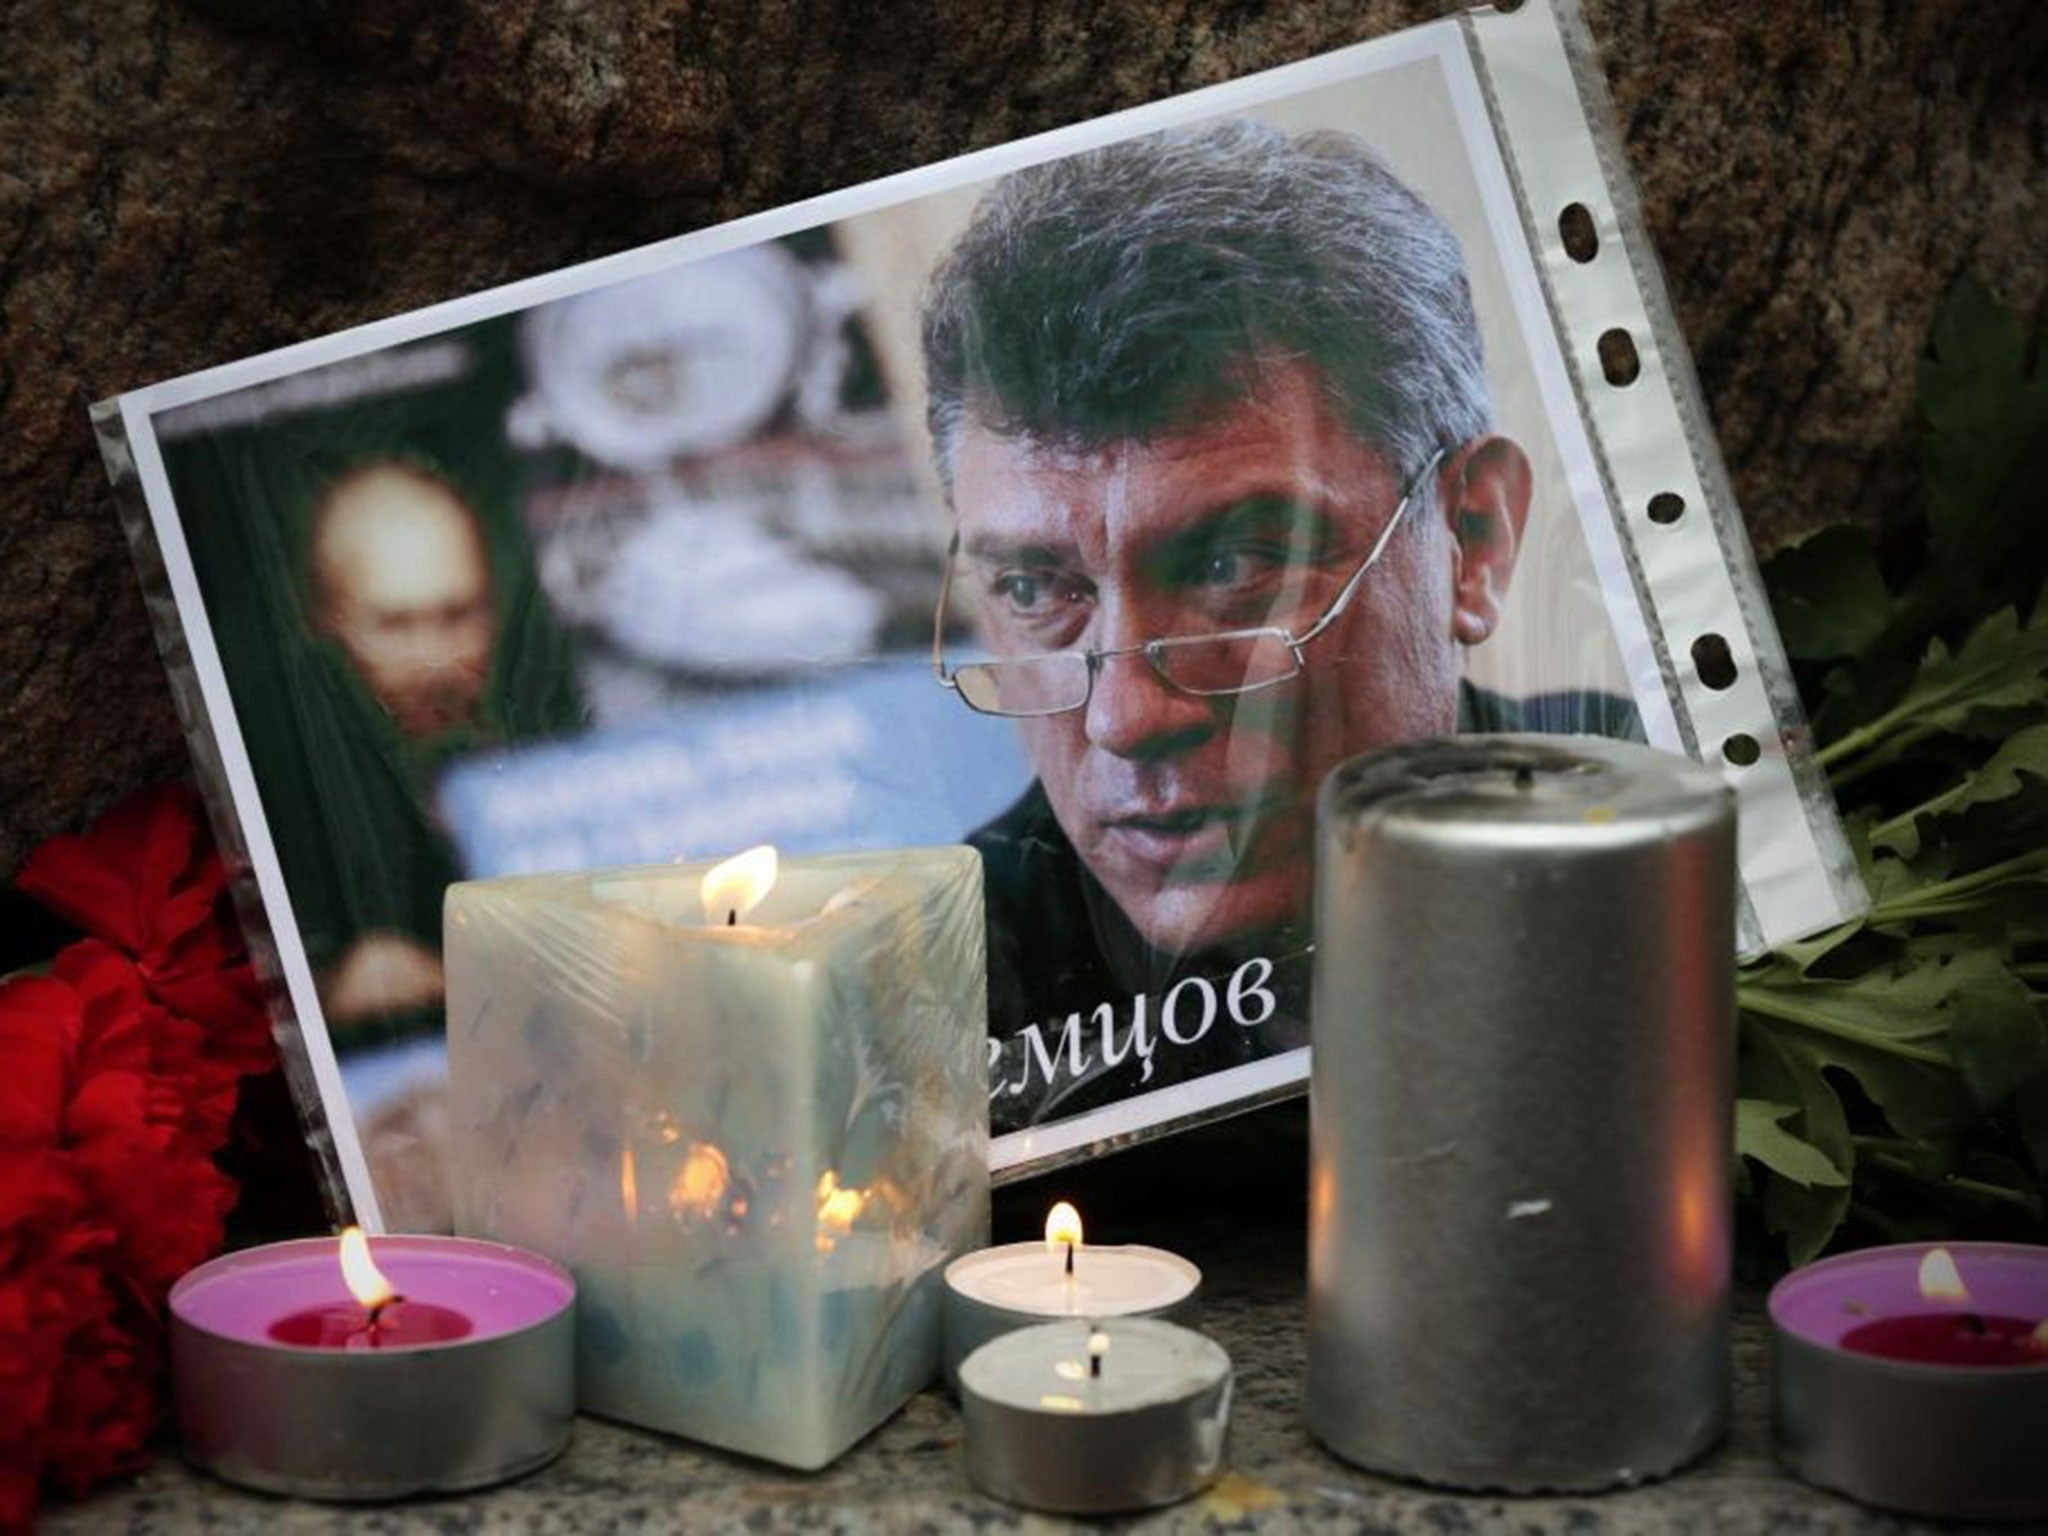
952, 363, 1475, 957
313, 470, 498, 738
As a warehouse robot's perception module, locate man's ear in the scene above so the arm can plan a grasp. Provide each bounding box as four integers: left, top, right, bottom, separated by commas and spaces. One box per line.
1438, 436, 1531, 647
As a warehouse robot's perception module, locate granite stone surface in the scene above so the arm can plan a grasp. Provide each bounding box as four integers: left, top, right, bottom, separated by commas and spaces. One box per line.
47, 1111, 1983, 1533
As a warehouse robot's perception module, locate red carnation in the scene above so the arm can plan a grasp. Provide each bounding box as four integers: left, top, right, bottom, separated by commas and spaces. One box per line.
4, 783, 280, 1527
37, 1303, 161, 1499
15, 786, 219, 961
0, 1151, 118, 1534
17, 786, 273, 1078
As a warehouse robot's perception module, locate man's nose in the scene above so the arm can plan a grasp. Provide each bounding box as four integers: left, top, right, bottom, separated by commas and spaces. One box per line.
1082, 602, 1218, 761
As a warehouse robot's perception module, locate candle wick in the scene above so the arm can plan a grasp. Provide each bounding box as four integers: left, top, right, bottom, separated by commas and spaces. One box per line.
366, 1293, 405, 1329
1090, 1350, 1102, 1380
1064, 1241, 1075, 1278
1513, 765, 1535, 791
727, 910, 736, 927
1962, 1312, 1987, 1336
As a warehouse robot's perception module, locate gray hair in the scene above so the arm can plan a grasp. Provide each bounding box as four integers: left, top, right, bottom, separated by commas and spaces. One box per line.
920, 118, 1491, 494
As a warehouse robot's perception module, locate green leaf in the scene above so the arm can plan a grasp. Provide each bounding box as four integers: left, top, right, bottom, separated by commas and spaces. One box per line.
1945, 972, 2048, 1107
1954, 722, 2048, 804
1900, 608, 2048, 737
1919, 282, 2048, 564
1740, 946, 1993, 1044
1738, 1100, 1850, 1188
1860, 844, 1954, 915
1768, 921, 1864, 975
1739, 952, 1979, 1147
1817, 604, 2048, 776
1845, 814, 1957, 920
1742, 1026, 1853, 1263
1911, 285, 2048, 646
1869, 723, 2048, 859
1906, 881, 2048, 949
1762, 526, 1894, 661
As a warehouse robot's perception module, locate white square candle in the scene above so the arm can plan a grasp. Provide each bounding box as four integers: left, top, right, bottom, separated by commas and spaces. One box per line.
444, 845, 989, 1470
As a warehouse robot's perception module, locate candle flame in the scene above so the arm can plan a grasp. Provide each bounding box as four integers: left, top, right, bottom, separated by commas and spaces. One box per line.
1044, 1201, 1083, 1255
815, 1170, 868, 1252
338, 1226, 396, 1311
701, 845, 777, 924
1918, 1246, 1969, 1303
620, 1145, 638, 1220
668, 1142, 731, 1221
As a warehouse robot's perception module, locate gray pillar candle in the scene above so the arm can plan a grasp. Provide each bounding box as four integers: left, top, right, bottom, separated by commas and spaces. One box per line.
1305, 735, 1736, 1493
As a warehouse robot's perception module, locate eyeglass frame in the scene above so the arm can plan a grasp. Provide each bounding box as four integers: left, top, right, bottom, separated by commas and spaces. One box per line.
930, 445, 1449, 718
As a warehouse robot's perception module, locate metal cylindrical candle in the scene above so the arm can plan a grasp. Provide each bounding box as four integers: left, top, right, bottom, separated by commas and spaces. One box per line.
170, 1234, 576, 1500
1770, 1242, 2048, 1520
1305, 735, 1736, 1492
959, 1318, 1231, 1513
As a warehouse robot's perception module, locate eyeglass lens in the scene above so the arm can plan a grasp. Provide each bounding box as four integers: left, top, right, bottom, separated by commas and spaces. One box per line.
953, 630, 1301, 717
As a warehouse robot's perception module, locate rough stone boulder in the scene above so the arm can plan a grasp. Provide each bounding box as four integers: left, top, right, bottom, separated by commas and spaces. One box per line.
2, 0, 2043, 874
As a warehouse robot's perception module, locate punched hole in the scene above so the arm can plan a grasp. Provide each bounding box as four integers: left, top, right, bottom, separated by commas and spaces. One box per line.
1722, 733, 1761, 767
1691, 634, 1738, 690
1647, 492, 1685, 525
1598, 329, 1641, 386
1558, 203, 1599, 263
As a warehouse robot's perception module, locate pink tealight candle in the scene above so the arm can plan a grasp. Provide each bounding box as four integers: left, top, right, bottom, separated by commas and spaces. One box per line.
170, 1230, 575, 1500
1769, 1241, 2048, 1520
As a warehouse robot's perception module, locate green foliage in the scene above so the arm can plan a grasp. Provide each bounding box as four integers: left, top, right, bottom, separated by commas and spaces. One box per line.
1765, 526, 1893, 662
1745, 281, 2048, 1268
1737, 1101, 1849, 1189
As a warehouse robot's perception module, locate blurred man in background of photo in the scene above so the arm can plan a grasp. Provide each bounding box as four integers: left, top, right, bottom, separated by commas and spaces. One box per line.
310, 460, 502, 742
304, 459, 505, 1028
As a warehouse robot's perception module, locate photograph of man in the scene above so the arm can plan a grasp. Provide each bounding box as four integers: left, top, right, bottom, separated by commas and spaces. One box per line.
303, 459, 503, 1026
922, 119, 1640, 1125
311, 461, 502, 743
274, 455, 580, 1042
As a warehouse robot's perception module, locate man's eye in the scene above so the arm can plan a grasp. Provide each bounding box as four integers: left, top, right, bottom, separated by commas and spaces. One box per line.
1188, 545, 1285, 588
991, 571, 1075, 611
1200, 550, 1245, 586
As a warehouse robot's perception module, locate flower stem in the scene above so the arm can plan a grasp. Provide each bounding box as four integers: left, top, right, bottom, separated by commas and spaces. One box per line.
1819, 713, 1941, 778
1864, 1151, 2042, 1213
1865, 846, 2048, 927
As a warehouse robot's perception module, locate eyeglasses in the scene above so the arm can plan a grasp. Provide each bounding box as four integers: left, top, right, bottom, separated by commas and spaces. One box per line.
932, 448, 1446, 718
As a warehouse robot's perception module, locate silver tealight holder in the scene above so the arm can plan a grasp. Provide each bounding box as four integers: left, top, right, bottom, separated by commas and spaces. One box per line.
1305, 735, 1737, 1492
